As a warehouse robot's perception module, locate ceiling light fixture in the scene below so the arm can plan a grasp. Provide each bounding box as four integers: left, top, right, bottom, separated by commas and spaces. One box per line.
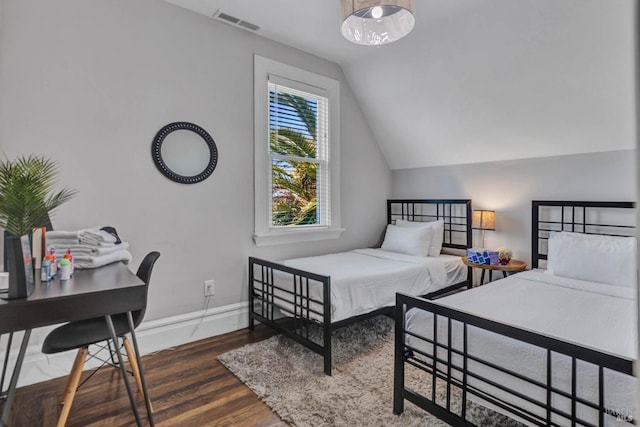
340, 0, 415, 46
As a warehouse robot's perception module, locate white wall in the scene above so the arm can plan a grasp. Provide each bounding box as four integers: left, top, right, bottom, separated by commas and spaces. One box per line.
0, 0, 391, 321
392, 150, 637, 281
345, 0, 636, 169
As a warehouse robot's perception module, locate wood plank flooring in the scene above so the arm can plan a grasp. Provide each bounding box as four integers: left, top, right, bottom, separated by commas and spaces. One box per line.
5, 326, 287, 426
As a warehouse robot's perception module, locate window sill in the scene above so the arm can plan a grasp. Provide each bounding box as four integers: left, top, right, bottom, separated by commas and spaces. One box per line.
253, 227, 345, 247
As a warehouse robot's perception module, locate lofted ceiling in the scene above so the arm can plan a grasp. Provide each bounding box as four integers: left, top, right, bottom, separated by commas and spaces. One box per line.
165, 0, 636, 170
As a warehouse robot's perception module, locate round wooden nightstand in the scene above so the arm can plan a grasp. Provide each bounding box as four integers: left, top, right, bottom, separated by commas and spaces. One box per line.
461, 257, 527, 286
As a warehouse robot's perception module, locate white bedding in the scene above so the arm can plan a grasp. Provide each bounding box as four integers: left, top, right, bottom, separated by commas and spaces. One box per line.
405, 270, 637, 426
272, 249, 466, 323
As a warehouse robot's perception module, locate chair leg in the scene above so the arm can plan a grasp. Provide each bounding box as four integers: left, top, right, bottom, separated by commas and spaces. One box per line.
59, 348, 86, 405
58, 347, 88, 427
123, 336, 153, 412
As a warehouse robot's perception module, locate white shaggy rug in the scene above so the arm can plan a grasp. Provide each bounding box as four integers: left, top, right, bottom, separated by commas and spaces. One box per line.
218, 316, 522, 426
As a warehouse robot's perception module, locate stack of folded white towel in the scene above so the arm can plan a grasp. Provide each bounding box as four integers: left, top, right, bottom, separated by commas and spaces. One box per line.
45, 228, 132, 269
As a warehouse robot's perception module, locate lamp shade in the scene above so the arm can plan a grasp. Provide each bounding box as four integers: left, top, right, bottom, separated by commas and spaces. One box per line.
472, 210, 495, 231
341, 0, 415, 46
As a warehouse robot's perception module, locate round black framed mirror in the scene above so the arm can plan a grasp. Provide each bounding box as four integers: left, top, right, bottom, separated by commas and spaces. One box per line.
151, 122, 218, 184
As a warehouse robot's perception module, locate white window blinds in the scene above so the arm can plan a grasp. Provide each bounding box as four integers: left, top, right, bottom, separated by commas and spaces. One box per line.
268, 76, 330, 228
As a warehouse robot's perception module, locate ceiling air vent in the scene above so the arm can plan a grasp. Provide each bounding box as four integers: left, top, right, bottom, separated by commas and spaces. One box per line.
213, 9, 260, 33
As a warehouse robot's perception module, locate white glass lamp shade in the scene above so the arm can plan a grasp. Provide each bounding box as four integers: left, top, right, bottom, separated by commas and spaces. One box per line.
341, 0, 415, 46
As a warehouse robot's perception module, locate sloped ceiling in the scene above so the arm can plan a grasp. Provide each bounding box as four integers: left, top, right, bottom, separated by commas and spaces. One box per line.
165, 0, 636, 169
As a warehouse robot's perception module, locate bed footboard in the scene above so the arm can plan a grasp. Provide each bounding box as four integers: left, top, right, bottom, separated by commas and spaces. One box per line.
393, 293, 635, 426
248, 256, 333, 375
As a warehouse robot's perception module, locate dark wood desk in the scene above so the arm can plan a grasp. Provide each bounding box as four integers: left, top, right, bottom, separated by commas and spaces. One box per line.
0, 262, 153, 426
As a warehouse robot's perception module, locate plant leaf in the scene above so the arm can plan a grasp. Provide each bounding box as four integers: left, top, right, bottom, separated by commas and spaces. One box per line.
0, 155, 77, 236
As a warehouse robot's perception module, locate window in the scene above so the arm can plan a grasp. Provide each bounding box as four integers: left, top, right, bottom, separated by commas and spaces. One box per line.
254, 56, 343, 246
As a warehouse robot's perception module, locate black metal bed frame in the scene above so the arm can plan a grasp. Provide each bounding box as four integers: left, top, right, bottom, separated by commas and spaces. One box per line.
532, 200, 637, 268
394, 200, 636, 426
249, 199, 473, 375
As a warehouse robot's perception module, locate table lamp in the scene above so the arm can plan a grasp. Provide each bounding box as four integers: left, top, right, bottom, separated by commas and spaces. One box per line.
472, 209, 495, 248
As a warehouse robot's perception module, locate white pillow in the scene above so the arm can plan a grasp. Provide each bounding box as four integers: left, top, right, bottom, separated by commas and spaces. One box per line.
547, 231, 637, 288
381, 224, 432, 257
396, 219, 445, 257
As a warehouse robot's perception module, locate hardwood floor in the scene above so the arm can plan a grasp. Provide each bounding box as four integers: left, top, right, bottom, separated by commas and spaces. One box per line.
6, 326, 287, 426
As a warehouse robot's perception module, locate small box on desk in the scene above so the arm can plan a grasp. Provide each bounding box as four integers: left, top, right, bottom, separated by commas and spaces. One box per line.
467, 249, 499, 265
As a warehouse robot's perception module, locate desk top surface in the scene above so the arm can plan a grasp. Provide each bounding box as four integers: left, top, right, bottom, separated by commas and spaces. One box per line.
0, 262, 144, 305
0, 262, 145, 333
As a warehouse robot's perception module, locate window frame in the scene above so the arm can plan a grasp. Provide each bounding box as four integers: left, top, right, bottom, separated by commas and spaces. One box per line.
253, 55, 343, 246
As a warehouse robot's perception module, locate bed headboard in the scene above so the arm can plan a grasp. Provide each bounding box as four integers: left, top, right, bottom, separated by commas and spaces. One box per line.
531, 200, 636, 269
387, 199, 472, 250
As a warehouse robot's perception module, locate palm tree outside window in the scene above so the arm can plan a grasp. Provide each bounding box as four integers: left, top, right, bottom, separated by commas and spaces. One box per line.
268, 81, 330, 227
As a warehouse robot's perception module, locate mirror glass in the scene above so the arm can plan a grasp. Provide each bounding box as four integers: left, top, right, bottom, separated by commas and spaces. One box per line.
160, 129, 211, 177
151, 122, 218, 184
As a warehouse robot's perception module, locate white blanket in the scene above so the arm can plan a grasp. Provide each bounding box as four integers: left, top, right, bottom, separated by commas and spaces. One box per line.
46, 228, 118, 246
269, 249, 461, 323
405, 270, 637, 426
74, 250, 132, 269
49, 242, 130, 256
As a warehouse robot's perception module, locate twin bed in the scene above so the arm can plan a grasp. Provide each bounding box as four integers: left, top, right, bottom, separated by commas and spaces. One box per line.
248, 199, 637, 426
249, 199, 472, 375
394, 200, 637, 426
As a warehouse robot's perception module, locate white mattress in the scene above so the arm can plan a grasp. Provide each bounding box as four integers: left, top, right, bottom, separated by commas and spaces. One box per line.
405, 270, 637, 426
274, 248, 466, 323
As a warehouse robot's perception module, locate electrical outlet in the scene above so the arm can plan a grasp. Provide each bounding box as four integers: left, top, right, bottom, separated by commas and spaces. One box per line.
204, 280, 215, 297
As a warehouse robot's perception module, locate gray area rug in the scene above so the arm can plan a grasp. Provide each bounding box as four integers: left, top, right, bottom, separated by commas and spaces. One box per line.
219, 316, 523, 426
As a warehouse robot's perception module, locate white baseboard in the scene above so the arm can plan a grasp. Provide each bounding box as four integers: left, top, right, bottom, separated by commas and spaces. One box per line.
12, 302, 248, 387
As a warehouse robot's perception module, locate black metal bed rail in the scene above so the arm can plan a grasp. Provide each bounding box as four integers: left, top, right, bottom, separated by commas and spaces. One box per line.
247, 199, 473, 377
531, 201, 636, 268
248, 256, 333, 375
393, 293, 635, 427
387, 199, 473, 251
402, 352, 565, 427
403, 339, 618, 427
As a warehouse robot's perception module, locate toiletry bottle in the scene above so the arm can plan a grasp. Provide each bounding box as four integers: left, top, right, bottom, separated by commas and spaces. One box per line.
41, 256, 52, 282
59, 258, 71, 281
46, 254, 56, 281
49, 247, 58, 276
64, 249, 74, 277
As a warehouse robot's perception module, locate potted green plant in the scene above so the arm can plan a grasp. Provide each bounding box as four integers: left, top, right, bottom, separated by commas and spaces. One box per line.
0, 155, 76, 298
